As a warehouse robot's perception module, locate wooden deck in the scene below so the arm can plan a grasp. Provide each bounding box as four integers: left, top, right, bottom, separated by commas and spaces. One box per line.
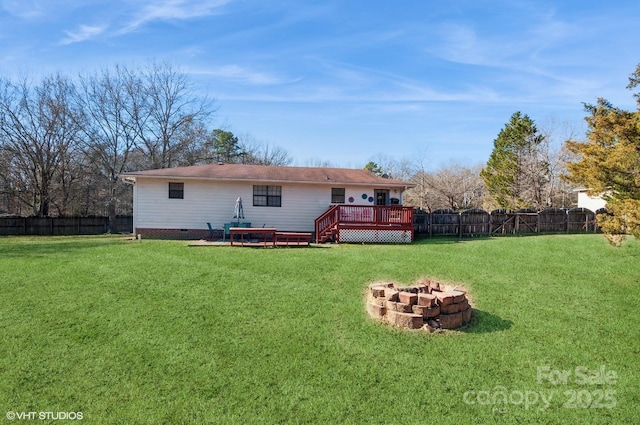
315, 205, 414, 243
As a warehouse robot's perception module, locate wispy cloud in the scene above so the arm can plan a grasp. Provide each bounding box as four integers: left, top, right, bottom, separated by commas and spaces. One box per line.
188, 64, 299, 86
1, 0, 46, 19
60, 24, 108, 45
213, 76, 502, 104
420, 12, 609, 105
427, 22, 525, 69
58, 0, 233, 45
119, 0, 232, 34
296, 58, 504, 104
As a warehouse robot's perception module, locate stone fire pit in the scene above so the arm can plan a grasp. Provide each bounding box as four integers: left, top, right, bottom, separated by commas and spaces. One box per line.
366, 279, 472, 331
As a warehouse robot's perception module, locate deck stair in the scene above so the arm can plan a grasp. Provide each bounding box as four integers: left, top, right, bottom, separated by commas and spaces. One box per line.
316, 224, 338, 243
315, 205, 340, 243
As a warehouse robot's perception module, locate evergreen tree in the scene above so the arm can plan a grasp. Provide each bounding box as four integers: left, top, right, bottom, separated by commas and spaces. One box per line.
564, 64, 640, 244
364, 161, 385, 177
209, 129, 242, 163
481, 112, 549, 210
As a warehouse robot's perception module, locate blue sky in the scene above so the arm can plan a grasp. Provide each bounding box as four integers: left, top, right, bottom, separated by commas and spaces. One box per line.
1, 0, 639, 169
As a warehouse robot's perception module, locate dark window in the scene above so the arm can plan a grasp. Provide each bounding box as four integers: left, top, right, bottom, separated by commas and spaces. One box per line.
253, 185, 281, 207
169, 182, 184, 199
331, 188, 345, 203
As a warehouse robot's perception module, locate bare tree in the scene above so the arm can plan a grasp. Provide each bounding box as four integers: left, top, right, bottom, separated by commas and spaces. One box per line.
402, 150, 431, 210
303, 158, 334, 168
406, 162, 485, 211
172, 121, 212, 166
247, 143, 292, 166
75, 66, 141, 223
539, 117, 581, 208
73, 63, 216, 223
133, 62, 214, 169
0, 144, 21, 214
364, 153, 415, 180
197, 131, 293, 166
49, 146, 85, 216
0, 75, 82, 216
0, 62, 297, 220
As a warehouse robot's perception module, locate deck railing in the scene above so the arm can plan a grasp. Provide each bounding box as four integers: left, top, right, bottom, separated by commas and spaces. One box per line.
315, 205, 413, 243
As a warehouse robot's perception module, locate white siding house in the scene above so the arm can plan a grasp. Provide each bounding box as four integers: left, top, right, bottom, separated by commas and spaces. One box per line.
121, 163, 414, 240
574, 188, 607, 212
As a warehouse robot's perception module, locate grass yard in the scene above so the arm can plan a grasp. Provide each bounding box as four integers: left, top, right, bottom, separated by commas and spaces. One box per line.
0, 234, 639, 424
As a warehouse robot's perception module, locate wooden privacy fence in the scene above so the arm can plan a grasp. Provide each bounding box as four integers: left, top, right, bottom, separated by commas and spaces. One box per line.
414, 208, 601, 237
0, 216, 133, 236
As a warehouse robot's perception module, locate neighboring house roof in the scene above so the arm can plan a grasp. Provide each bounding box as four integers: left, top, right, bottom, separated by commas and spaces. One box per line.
121, 163, 414, 188
572, 187, 597, 193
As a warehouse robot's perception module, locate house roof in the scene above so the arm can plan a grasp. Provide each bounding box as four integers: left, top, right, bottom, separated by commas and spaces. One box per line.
121, 163, 414, 188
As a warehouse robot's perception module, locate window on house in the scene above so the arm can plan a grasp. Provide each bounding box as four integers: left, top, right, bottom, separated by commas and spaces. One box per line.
253, 185, 281, 207
168, 182, 184, 199
331, 188, 345, 203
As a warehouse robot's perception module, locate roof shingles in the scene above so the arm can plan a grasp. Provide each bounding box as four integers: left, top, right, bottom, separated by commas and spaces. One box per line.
122, 164, 413, 187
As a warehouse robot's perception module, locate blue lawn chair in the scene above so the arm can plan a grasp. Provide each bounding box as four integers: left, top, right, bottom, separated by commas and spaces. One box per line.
207, 222, 224, 241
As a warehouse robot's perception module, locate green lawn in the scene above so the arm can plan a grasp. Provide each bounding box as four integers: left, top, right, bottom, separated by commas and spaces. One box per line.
1, 235, 638, 424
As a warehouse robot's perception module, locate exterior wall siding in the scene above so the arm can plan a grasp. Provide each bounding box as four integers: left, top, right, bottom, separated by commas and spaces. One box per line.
132, 178, 402, 237
577, 191, 606, 212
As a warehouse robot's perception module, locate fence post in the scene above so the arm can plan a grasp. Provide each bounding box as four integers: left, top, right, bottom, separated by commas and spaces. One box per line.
488, 211, 492, 235
586, 212, 590, 233
486, 211, 490, 236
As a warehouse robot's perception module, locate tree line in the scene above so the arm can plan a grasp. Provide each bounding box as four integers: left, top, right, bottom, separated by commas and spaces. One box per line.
479, 64, 639, 243
368, 112, 577, 215
1, 61, 638, 242
0, 62, 292, 222
399, 63, 639, 243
